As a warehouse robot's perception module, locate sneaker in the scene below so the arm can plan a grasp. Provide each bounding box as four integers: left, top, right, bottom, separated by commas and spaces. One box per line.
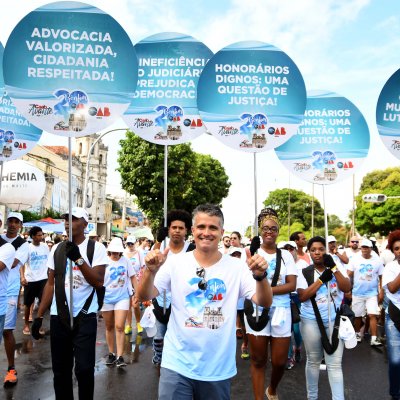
124, 325, 132, 335
294, 348, 302, 363
4, 369, 17, 387
136, 323, 143, 334
356, 332, 362, 342
241, 346, 250, 360
285, 358, 295, 370
371, 337, 383, 346
265, 386, 279, 400
105, 353, 116, 365
116, 356, 127, 368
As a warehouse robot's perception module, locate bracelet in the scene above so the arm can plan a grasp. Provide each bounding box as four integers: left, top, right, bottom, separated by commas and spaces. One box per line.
253, 270, 267, 281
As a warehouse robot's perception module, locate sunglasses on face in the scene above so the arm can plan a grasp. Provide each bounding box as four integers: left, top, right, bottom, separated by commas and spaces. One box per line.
261, 226, 278, 233
351, 241, 359, 243
196, 266, 207, 290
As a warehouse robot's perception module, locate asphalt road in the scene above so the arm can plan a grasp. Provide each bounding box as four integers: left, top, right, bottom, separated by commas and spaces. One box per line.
0, 310, 390, 399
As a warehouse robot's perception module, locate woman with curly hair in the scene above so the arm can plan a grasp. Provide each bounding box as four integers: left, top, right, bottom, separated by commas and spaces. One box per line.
244, 208, 297, 400
382, 229, 400, 400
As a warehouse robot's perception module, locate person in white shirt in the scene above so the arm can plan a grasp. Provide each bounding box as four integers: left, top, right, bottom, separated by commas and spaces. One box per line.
347, 238, 384, 346
34, 207, 108, 400
21, 226, 49, 336
102, 238, 136, 368
345, 235, 361, 261
219, 235, 231, 255
0, 212, 16, 346
327, 235, 349, 267
138, 204, 272, 400
382, 229, 400, 400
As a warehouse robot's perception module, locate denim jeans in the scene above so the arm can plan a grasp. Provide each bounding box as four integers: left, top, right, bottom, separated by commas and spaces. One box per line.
300, 318, 344, 400
385, 313, 400, 399
153, 319, 168, 365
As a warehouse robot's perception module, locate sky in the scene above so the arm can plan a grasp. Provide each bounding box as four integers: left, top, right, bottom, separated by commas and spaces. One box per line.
1, 0, 400, 234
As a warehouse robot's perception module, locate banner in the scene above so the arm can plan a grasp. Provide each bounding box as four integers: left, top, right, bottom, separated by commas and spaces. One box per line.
376, 69, 400, 159
3, 1, 138, 137
0, 43, 42, 161
123, 32, 213, 145
197, 41, 306, 152
275, 90, 370, 184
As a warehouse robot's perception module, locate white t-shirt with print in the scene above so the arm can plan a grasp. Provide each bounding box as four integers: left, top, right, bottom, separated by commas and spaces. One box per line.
382, 260, 400, 310
1, 235, 29, 297
0, 243, 16, 315
26, 243, 49, 282
256, 248, 297, 309
154, 252, 256, 381
297, 264, 348, 323
48, 239, 108, 317
103, 256, 134, 304
348, 254, 384, 297
124, 249, 143, 294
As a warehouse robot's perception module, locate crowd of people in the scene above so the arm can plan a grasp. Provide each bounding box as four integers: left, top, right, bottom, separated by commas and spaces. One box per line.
0, 204, 398, 400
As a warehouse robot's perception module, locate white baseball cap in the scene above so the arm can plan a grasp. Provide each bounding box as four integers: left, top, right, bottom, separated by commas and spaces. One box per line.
107, 238, 125, 253
61, 207, 89, 222
277, 241, 287, 249
229, 246, 243, 256
285, 241, 298, 249
360, 238, 373, 248
8, 211, 23, 222
327, 235, 336, 243
126, 235, 136, 244
369, 236, 377, 242
339, 316, 357, 349
88, 230, 98, 237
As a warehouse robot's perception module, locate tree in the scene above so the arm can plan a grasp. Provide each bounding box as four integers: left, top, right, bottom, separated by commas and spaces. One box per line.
20, 208, 63, 223
118, 131, 231, 229
355, 167, 400, 235
262, 188, 324, 231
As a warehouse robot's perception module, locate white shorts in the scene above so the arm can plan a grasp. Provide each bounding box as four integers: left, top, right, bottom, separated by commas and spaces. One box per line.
352, 295, 380, 317
244, 306, 292, 337
101, 298, 130, 312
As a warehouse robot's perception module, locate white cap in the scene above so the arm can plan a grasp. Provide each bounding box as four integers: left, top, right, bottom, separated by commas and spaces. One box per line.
369, 236, 377, 242
339, 316, 357, 349
277, 241, 286, 249
360, 238, 373, 248
285, 241, 297, 249
107, 237, 125, 253
62, 231, 67, 236
88, 230, 98, 237
61, 207, 88, 223
327, 235, 336, 243
126, 235, 136, 244
8, 211, 23, 222
229, 246, 243, 255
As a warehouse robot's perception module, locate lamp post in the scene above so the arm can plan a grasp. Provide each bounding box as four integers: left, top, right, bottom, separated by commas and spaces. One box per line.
82, 128, 127, 208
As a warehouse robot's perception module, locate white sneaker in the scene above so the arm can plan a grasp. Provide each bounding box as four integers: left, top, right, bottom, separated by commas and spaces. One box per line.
356, 333, 362, 342
370, 337, 383, 346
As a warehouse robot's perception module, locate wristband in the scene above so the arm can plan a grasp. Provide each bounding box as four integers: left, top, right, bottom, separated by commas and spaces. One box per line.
253, 270, 267, 281
331, 266, 338, 273
318, 278, 323, 285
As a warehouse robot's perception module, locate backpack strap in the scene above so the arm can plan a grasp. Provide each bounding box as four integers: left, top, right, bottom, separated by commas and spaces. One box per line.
186, 242, 196, 252
0, 237, 7, 247
53, 241, 71, 329
302, 266, 340, 354
10, 236, 26, 250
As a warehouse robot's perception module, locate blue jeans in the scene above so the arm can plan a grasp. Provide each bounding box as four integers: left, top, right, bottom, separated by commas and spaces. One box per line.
159, 367, 231, 400
385, 313, 400, 399
153, 319, 168, 365
300, 318, 344, 400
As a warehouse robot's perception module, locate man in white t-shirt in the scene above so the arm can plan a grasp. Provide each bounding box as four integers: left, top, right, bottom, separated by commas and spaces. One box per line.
345, 235, 361, 261
34, 207, 108, 400
2, 212, 29, 387
0, 212, 16, 347
219, 235, 231, 255
327, 235, 349, 267
347, 238, 384, 346
138, 204, 272, 399
21, 226, 49, 336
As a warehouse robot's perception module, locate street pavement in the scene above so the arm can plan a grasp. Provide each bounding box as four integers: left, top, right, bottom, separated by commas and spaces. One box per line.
0, 309, 390, 399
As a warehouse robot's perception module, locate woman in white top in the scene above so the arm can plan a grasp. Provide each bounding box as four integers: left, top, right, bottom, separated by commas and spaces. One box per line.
382, 230, 400, 400
102, 238, 135, 368
245, 208, 297, 400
